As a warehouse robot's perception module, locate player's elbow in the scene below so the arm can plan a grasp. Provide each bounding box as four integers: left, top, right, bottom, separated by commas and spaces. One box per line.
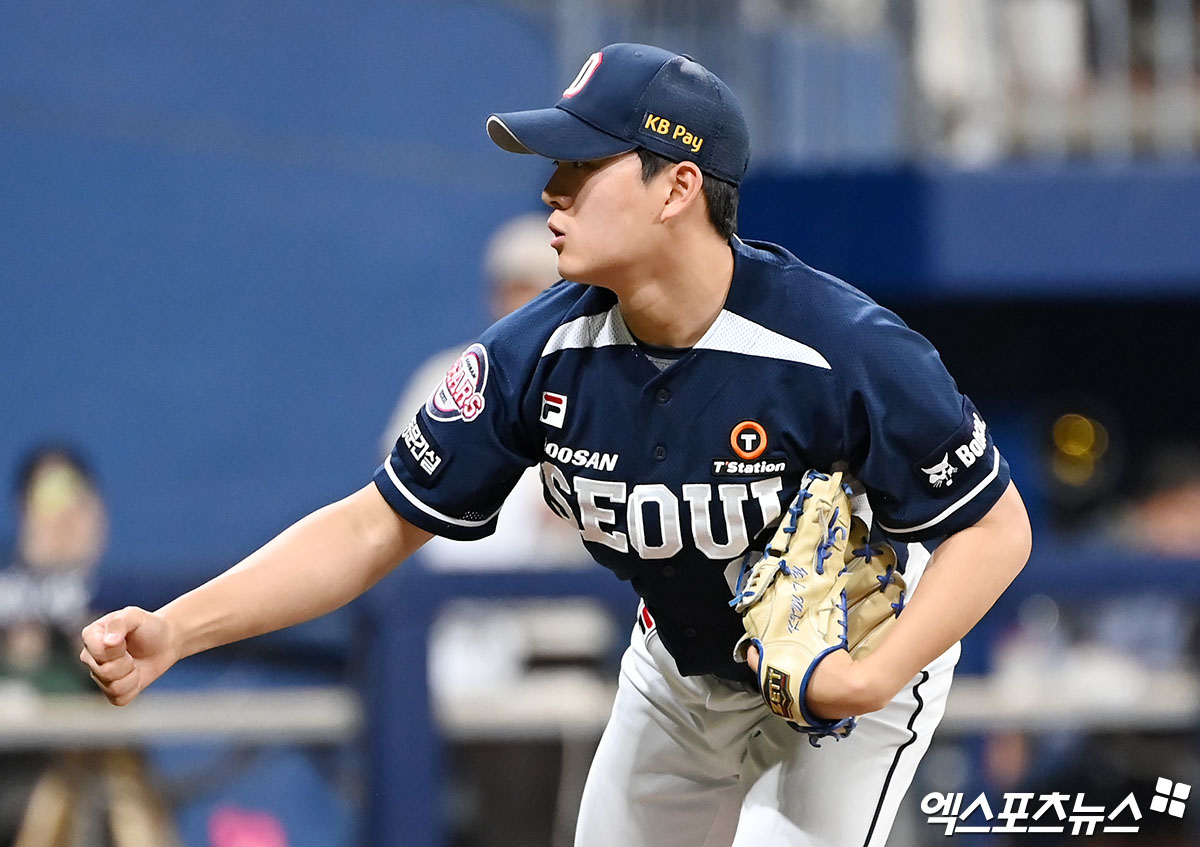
998, 482, 1033, 573
975, 482, 1032, 565
335, 484, 433, 588
1013, 513, 1033, 570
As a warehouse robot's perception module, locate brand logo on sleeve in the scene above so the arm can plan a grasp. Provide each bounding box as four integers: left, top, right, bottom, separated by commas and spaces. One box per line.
921, 454, 957, 488
915, 407, 993, 496
954, 413, 989, 467
427, 343, 489, 423
540, 392, 568, 428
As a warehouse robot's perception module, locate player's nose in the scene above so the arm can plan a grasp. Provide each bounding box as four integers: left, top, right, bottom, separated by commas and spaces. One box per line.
541, 168, 572, 211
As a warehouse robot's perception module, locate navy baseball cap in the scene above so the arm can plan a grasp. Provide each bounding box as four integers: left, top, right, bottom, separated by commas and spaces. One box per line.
487, 43, 750, 185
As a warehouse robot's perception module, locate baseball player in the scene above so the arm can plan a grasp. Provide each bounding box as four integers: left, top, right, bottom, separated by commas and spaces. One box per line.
80, 43, 1032, 846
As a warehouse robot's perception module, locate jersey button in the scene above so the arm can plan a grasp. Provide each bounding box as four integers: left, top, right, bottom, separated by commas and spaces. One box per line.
656, 388, 671, 404
661, 565, 677, 578
653, 445, 667, 461
683, 627, 697, 638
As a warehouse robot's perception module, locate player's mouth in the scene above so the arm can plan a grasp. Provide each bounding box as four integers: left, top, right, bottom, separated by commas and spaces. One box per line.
548, 221, 566, 250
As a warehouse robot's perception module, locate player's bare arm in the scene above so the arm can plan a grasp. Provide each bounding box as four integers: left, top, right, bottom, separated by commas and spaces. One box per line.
803, 480, 1031, 718
80, 483, 431, 705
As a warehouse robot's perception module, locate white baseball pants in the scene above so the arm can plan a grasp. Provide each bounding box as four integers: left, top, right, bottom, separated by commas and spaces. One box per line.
574, 619, 959, 847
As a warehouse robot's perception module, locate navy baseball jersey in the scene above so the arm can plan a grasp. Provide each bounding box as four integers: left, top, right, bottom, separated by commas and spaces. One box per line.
375, 237, 1010, 682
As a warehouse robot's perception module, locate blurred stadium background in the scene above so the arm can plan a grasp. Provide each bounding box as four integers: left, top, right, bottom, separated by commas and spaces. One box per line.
2, 1, 1199, 845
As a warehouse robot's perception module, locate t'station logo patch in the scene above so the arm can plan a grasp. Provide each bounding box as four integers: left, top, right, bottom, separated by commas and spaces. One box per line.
540, 392, 568, 429
711, 457, 788, 477
427, 343, 489, 423
730, 421, 767, 461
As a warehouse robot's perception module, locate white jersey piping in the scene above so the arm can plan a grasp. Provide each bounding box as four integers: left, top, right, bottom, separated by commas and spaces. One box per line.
382, 458, 500, 528
875, 446, 1001, 536
541, 304, 831, 370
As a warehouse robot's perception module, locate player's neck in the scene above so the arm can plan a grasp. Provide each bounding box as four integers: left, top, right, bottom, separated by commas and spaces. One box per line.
616, 231, 734, 349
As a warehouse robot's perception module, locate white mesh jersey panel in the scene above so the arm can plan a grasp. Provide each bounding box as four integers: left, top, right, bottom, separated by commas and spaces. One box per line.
695, 310, 831, 370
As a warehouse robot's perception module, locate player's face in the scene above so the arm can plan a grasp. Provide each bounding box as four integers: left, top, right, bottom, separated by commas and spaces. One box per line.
541, 152, 664, 287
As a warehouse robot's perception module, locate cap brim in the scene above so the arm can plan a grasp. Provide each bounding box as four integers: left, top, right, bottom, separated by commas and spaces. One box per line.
487, 108, 636, 162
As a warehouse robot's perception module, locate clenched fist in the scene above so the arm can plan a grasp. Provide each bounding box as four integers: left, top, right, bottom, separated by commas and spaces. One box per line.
79, 607, 178, 706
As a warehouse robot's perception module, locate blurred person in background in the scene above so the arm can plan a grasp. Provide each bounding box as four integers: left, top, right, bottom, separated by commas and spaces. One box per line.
380, 211, 590, 571
913, 0, 1089, 162
0, 444, 177, 847
1107, 442, 1200, 560
381, 213, 601, 847
1, 446, 105, 694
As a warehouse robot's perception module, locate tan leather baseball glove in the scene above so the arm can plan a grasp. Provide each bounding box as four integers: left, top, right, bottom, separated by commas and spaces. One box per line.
732, 469, 905, 744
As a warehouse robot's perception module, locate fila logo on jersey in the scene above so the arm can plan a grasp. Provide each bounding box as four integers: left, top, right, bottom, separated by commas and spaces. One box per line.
427, 343, 488, 423
540, 392, 568, 429
563, 51, 602, 98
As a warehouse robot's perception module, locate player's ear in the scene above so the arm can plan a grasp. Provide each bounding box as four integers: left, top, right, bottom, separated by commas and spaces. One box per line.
660, 160, 705, 224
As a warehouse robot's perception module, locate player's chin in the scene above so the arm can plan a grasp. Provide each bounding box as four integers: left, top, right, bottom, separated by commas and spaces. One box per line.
555, 254, 594, 285
558, 253, 623, 288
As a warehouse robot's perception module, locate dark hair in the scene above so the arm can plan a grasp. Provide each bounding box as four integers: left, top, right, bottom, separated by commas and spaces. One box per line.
636, 149, 738, 241
13, 443, 96, 502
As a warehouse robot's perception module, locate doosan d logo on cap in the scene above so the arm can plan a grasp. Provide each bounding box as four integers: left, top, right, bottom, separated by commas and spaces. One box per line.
486, 43, 750, 185
563, 52, 602, 98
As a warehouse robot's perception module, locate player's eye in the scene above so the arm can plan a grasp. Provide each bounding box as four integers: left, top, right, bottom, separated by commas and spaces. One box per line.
549, 159, 596, 177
